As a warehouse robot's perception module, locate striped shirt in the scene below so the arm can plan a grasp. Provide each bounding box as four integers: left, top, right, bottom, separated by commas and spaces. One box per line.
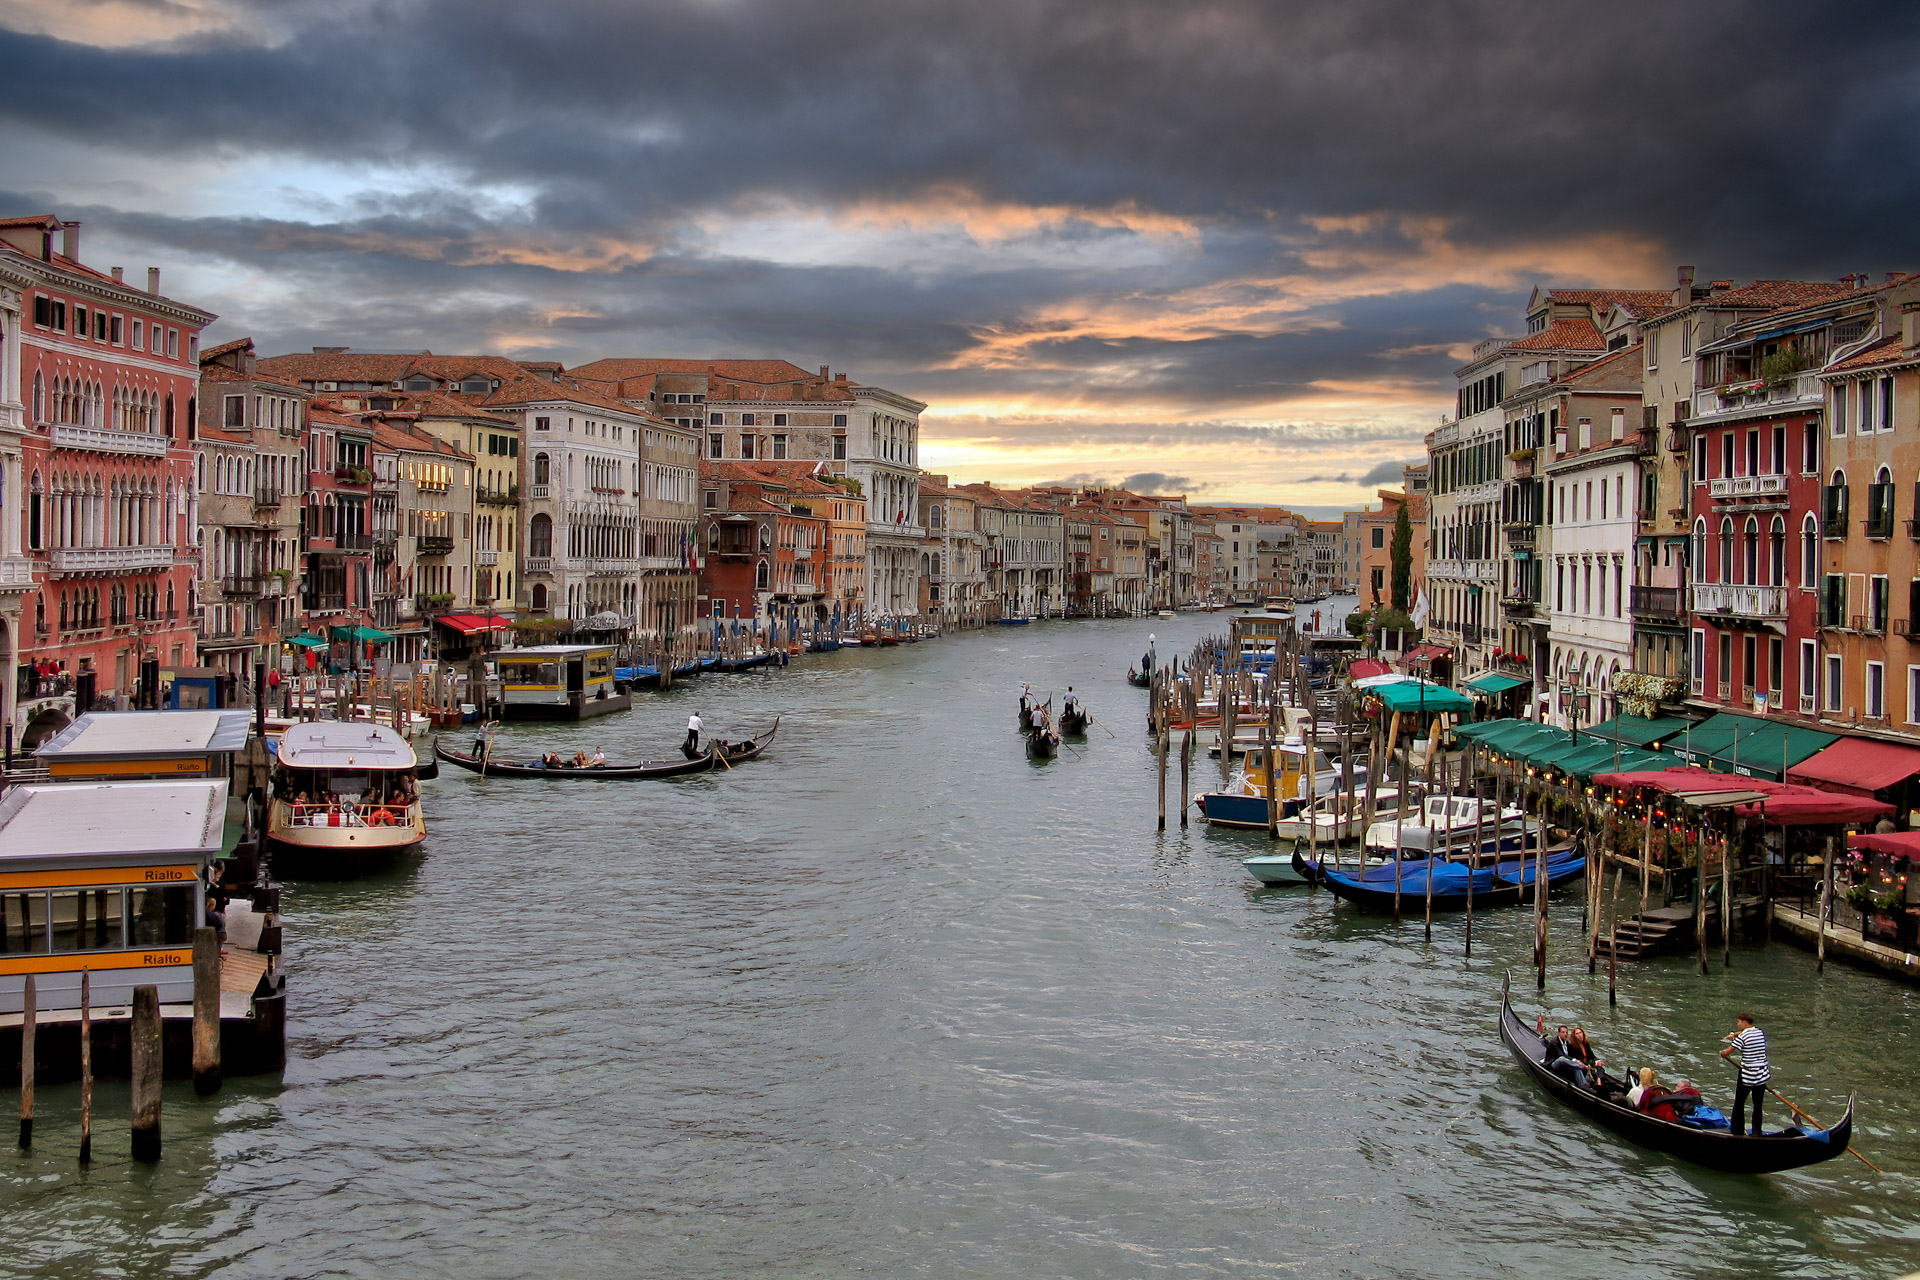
1730, 1026, 1770, 1085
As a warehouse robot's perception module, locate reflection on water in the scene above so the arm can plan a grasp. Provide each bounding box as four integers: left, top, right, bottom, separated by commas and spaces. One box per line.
3, 615, 1918, 1278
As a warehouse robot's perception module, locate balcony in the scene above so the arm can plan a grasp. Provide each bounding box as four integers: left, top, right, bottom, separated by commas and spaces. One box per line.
867, 521, 928, 541
49, 424, 169, 457
1664, 423, 1689, 453
49, 545, 175, 575
582, 557, 639, 575
479, 485, 520, 506
476, 549, 499, 567
0, 557, 34, 592
221, 573, 265, 597
1853, 613, 1888, 636
1696, 371, 1824, 418
1799, 693, 1816, 715
1428, 559, 1497, 584
528, 484, 551, 500
307, 593, 348, 614
414, 594, 453, 615
1630, 585, 1684, 624
417, 535, 454, 557
1689, 582, 1788, 620
1503, 523, 1536, 551
1707, 474, 1788, 500
254, 486, 281, 508
523, 557, 554, 576
334, 466, 373, 485
1502, 595, 1540, 619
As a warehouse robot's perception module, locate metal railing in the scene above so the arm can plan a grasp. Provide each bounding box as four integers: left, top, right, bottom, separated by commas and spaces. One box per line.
1630, 585, 1683, 621
1707, 474, 1788, 499
417, 536, 454, 556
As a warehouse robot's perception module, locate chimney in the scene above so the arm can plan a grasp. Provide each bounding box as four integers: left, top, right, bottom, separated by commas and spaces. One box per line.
60, 221, 79, 262
110, 266, 123, 284
1887, 272, 1901, 284
1673, 265, 1695, 306
147, 267, 161, 294
1903, 304, 1918, 352
820, 366, 830, 379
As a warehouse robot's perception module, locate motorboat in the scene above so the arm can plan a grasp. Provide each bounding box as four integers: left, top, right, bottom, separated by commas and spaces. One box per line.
1362, 794, 1541, 859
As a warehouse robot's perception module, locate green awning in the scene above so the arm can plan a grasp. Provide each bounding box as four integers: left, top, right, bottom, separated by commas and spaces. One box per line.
1370, 680, 1474, 715
1583, 714, 1694, 749
1557, 741, 1670, 781
1668, 712, 1838, 781
288, 634, 328, 649
1464, 671, 1529, 695
331, 625, 395, 644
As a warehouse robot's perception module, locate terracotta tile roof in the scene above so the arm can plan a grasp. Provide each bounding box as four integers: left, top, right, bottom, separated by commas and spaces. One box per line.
1503, 317, 1606, 353
0, 214, 57, 229
1695, 280, 1857, 311
383, 389, 516, 424
1557, 342, 1643, 385
1546, 289, 1673, 315
1828, 335, 1909, 372
199, 336, 252, 363
569, 357, 822, 384
370, 419, 473, 459
196, 422, 251, 446
307, 405, 368, 430
198, 364, 305, 391
257, 351, 432, 385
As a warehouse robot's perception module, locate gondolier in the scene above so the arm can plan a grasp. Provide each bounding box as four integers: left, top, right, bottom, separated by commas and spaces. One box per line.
685, 712, 704, 754
1720, 1011, 1771, 1136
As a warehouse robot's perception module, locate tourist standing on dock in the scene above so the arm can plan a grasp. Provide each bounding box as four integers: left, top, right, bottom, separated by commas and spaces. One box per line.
1719, 1012, 1771, 1135
685, 712, 704, 754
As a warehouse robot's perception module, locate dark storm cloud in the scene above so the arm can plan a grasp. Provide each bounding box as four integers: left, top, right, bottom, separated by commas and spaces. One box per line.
4, 0, 1919, 463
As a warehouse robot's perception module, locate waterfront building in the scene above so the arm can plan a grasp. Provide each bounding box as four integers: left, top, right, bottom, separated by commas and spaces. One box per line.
1800, 283, 1920, 732
195, 338, 308, 682
1534, 344, 1648, 726
1432, 337, 1518, 679
1077, 488, 1194, 606
299, 402, 376, 662
1193, 527, 1225, 602
1356, 486, 1425, 611
2, 215, 210, 741
1630, 271, 1856, 718
370, 418, 477, 662
698, 460, 830, 623
1306, 521, 1339, 596
920, 474, 983, 626
569, 359, 924, 618
1339, 510, 1363, 594
1686, 276, 1920, 720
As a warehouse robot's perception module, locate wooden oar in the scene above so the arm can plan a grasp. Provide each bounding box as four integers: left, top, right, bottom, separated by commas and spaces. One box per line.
1765, 1086, 1879, 1172
1084, 710, 1118, 738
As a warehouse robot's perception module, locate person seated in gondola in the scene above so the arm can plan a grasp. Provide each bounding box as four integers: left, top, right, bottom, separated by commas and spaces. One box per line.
1535, 1016, 1590, 1088
589, 747, 607, 768
1626, 1067, 1656, 1109
542, 752, 564, 769
570, 749, 590, 768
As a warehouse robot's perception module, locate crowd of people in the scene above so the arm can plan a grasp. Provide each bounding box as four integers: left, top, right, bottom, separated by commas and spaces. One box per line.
536, 748, 608, 769
1536, 1011, 1772, 1135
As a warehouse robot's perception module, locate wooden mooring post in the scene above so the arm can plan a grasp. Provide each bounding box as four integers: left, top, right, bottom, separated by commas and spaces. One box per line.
17, 973, 33, 1148
79, 969, 93, 1164
131, 984, 162, 1162
1178, 729, 1192, 829
193, 925, 222, 1096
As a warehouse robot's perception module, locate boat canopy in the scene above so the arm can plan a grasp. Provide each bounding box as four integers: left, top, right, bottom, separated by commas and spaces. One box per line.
0, 779, 228, 868
277, 721, 417, 771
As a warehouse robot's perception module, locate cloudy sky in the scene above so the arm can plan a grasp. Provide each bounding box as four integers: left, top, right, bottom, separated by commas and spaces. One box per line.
4, 1, 1917, 511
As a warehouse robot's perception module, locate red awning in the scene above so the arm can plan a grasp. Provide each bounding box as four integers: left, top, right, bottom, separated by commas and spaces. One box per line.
1592, 767, 1791, 795
1850, 831, 1920, 857
436, 613, 511, 635
1738, 793, 1894, 826
1399, 644, 1450, 669
1349, 659, 1391, 680
1787, 736, 1920, 797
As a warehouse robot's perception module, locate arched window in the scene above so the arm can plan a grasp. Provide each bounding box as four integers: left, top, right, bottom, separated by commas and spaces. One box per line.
1692, 517, 1707, 579
1717, 517, 1733, 584
529, 513, 552, 557
707, 522, 719, 548
1769, 516, 1785, 587
755, 559, 770, 590
531, 583, 548, 611
534, 453, 550, 485
31, 371, 42, 423
1801, 513, 1818, 586
1743, 516, 1758, 585
759, 524, 772, 550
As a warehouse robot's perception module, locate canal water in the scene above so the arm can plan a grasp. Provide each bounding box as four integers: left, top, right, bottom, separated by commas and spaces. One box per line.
6, 610, 1919, 1278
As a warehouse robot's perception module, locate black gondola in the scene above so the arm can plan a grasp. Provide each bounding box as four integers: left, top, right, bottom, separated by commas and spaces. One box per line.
1018, 696, 1036, 731
1025, 727, 1059, 759
1126, 668, 1151, 688
680, 719, 781, 765
1498, 983, 1854, 1175
1060, 705, 1089, 735
435, 720, 777, 779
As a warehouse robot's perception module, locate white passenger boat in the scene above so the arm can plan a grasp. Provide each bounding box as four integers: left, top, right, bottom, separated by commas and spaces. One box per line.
266, 721, 425, 877
1362, 794, 1539, 859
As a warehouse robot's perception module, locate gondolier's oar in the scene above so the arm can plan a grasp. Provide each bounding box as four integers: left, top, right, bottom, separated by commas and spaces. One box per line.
1059, 738, 1085, 760
1765, 1087, 1878, 1172
1084, 711, 1118, 738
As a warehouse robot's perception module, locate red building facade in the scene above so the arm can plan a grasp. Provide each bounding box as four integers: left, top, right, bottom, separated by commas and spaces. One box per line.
1, 216, 211, 741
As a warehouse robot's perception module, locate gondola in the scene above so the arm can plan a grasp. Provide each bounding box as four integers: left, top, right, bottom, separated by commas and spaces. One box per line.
1126, 668, 1152, 688
1499, 982, 1854, 1175
1018, 697, 1037, 731
679, 719, 780, 764
1312, 850, 1586, 912
1025, 727, 1059, 759
1059, 705, 1089, 735
435, 720, 777, 780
